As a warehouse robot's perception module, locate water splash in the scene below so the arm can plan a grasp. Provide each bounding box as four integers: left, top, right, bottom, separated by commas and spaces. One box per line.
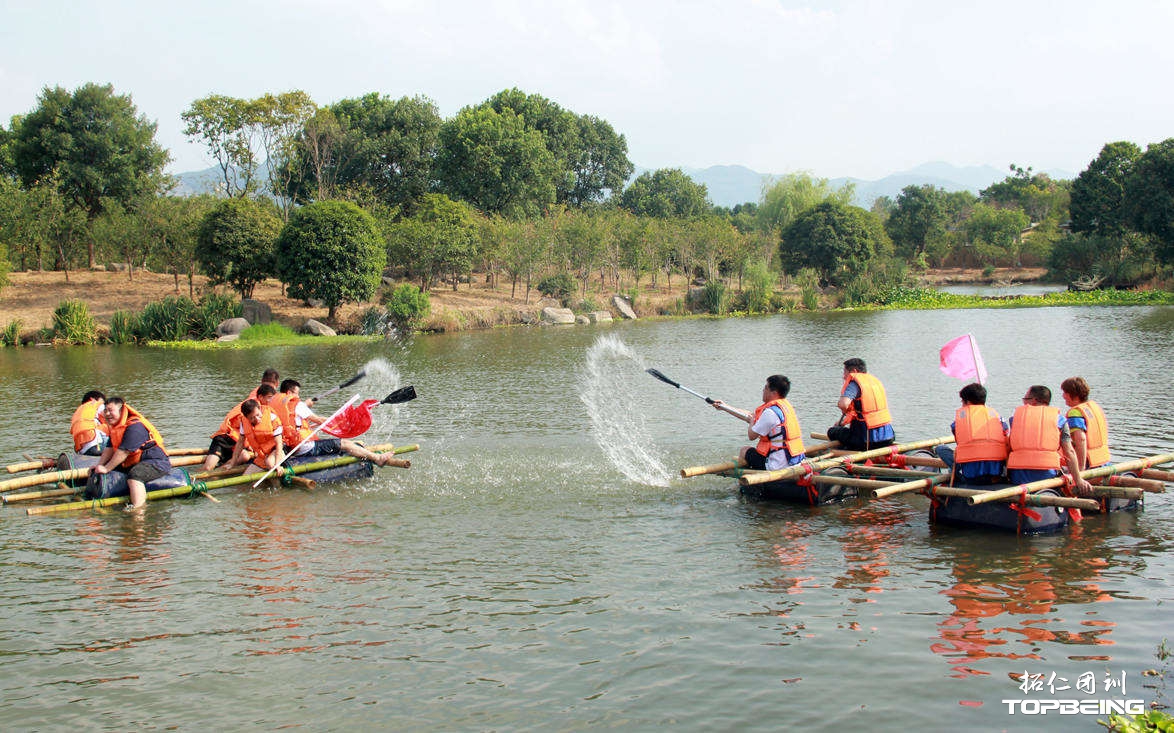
580, 334, 673, 487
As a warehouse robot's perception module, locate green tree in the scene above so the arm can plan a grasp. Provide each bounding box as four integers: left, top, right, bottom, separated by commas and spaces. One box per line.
757, 172, 854, 235
780, 202, 891, 286
276, 201, 386, 322
885, 185, 952, 265
196, 197, 281, 298
182, 94, 261, 197
385, 193, 479, 291
286, 94, 440, 213
618, 168, 710, 218
1124, 138, 1174, 264
253, 90, 317, 218
1070, 141, 1142, 237
485, 89, 633, 205
980, 164, 1070, 223
10, 83, 170, 268
435, 106, 557, 218
962, 203, 1030, 267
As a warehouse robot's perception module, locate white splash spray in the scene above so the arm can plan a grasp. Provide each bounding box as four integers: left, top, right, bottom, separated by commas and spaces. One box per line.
580, 334, 673, 487
358, 358, 406, 438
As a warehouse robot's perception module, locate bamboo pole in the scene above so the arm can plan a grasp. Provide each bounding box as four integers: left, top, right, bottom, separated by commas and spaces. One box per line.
1091, 474, 1165, 493
681, 460, 746, 478
868, 473, 951, 498
826, 449, 947, 468
740, 435, 956, 487
807, 475, 901, 490
3, 486, 78, 503
4, 457, 56, 474
967, 453, 1174, 505
927, 485, 1100, 511
1140, 468, 1174, 482
839, 465, 943, 479
0, 454, 206, 493
26, 444, 418, 515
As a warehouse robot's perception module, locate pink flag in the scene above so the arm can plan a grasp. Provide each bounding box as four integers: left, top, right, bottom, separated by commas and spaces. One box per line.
939, 334, 988, 384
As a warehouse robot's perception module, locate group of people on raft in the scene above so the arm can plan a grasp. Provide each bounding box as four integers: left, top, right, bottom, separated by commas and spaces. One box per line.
67, 368, 397, 511
714, 357, 1106, 498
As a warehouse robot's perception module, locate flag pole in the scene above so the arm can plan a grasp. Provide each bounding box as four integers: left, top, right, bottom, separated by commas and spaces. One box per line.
251, 394, 362, 487
968, 333, 983, 384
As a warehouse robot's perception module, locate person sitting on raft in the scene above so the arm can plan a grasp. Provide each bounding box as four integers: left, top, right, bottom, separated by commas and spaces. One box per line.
227, 396, 286, 475
270, 379, 400, 466
827, 358, 895, 451
93, 397, 171, 511
201, 384, 278, 472
712, 374, 806, 471
1061, 376, 1111, 471
70, 390, 110, 457
1007, 384, 1092, 496
247, 368, 280, 402
934, 382, 1008, 485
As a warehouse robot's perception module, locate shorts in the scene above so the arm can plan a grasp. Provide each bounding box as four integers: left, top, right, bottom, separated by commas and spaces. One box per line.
207, 434, 237, 464
125, 461, 169, 484
295, 438, 342, 457
744, 449, 767, 470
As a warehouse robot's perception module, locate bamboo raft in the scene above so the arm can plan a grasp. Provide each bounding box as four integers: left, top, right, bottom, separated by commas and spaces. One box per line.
5, 444, 418, 514
679, 438, 1172, 535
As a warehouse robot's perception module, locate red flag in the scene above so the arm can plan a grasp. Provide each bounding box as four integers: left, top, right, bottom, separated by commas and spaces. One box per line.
321, 399, 379, 438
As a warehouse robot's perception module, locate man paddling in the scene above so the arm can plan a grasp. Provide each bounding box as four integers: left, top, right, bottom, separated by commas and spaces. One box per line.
270, 379, 400, 466
93, 397, 171, 511
827, 358, 895, 451
712, 375, 806, 471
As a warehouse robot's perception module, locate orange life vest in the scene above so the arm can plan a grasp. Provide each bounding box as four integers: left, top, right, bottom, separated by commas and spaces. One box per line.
1070, 400, 1110, 468
752, 398, 805, 459
70, 399, 109, 451
953, 405, 1009, 464
107, 405, 166, 468
211, 404, 245, 441
1006, 405, 1061, 471
842, 372, 892, 428
240, 407, 282, 468
271, 393, 312, 448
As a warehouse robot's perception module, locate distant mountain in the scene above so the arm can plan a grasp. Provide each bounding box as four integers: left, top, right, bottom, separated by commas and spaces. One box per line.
169, 161, 1077, 209
677, 162, 1076, 209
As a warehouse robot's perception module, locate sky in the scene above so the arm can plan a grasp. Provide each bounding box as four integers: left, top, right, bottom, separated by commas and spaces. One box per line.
2, 0, 1172, 181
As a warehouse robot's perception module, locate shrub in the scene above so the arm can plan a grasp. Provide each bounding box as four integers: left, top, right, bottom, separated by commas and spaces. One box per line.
742, 261, 775, 314
190, 292, 242, 340
699, 280, 728, 314
537, 272, 576, 304
195, 198, 281, 299
382, 283, 431, 334
136, 296, 200, 341
796, 268, 821, 310
1, 319, 22, 347
108, 310, 139, 344
354, 306, 393, 336
52, 300, 97, 344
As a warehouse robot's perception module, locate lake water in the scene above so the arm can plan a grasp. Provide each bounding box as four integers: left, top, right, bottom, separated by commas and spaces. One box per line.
1, 305, 1172, 731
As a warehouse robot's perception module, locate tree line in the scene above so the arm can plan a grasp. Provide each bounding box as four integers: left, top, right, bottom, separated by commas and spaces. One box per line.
1, 82, 1172, 322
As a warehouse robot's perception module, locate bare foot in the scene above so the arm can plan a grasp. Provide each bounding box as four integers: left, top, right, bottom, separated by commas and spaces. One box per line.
123, 503, 146, 513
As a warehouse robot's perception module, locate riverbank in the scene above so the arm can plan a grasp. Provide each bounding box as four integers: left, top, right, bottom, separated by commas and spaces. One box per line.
0, 266, 1055, 340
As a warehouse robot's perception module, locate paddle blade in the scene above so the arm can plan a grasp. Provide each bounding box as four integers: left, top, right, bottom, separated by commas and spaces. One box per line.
382, 385, 417, 404
645, 368, 680, 389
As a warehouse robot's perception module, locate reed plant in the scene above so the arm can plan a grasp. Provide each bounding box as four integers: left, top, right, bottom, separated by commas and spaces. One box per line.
108, 310, 139, 344
137, 296, 199, 341
52, 300, 97, 344
1, 319, 22, 346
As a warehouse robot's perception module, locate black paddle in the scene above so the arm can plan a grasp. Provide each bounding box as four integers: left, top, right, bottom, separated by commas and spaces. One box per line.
646, 368, 715, 404
308, 369, 367, 405
381, 385, 417, 404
